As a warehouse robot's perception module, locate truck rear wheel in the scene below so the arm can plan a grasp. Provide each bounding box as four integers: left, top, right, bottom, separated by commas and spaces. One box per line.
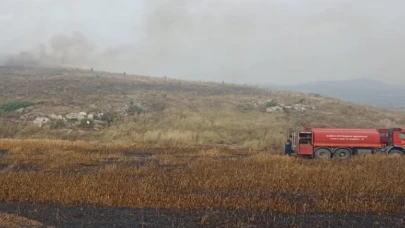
333, 148, 352, 160
314, 148, 331, 159
389, 149, 404, 156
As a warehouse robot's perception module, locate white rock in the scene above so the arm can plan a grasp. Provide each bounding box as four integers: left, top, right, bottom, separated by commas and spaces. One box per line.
87, 114, 94, 120
49, 114, 63, 120
292, 104, 315, 111
266, 106, 283, 113
93, 120, 104, 125
15, 108, 25, 114
66, 112, 87, 120
20, 112, 44, 120
33, 117, 50, 127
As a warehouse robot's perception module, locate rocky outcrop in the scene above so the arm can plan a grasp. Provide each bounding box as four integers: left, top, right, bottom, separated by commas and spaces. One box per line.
20, 112, 45, 121
33, 117, 50, 127
15, 108, 25, 114
66, 112, 87, 120
266, 106, 283, 112
48, 114, 63, 120
266, 104, 315, 113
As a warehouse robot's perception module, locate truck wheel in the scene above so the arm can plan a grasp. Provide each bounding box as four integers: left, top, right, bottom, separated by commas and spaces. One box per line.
314, 148, 331, 159
333, 148, 352, 160
389, 149, 404, 156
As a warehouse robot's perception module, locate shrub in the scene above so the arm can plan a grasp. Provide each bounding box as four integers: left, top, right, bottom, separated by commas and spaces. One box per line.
237, 104, 256, 113
0, 101, 34, 112
265, 100, 278, 108
150, 101, 166, 112
127, 105, 144, 116
0, 120, 19, 137
50, 119, 66, 129
78, 119, 94, 129
101, 112, 119, 125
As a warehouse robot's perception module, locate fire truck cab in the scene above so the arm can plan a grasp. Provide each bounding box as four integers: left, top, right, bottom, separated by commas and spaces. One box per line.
377, 128, 405, 155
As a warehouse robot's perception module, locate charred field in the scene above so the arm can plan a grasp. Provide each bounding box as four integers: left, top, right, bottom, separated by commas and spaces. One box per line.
0, 139, 405, 227
1, 202, 405, 228
1, 66, 405, 226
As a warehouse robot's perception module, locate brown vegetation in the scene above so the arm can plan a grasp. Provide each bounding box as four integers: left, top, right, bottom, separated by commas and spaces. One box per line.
1, 66, 405, 225
1, 66, 405, 151
0, 139, 404, 214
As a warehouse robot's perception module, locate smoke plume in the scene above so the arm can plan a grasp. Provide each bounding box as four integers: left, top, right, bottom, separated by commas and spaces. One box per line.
1, 0, 405, 84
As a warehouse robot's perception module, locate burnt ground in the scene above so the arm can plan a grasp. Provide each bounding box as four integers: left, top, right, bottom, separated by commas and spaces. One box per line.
0, 149, 404, 227
0, 201, 404, 228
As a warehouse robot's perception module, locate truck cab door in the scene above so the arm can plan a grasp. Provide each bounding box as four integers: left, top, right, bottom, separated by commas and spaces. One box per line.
298, 132, 314, 155
392, 131, 405, 146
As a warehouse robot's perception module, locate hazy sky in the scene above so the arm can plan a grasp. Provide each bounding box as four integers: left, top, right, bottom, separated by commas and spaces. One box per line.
1, 0, 405, 85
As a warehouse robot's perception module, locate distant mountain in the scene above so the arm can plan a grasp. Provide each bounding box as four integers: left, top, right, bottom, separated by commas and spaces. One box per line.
266, 79, 405, 109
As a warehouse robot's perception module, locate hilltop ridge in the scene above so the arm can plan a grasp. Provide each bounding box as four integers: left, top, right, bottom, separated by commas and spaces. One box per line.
267, 78, 405, 109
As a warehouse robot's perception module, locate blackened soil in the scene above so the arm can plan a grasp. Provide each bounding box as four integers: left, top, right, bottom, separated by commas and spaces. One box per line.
123, 151, 153, 158
0, 163, 7, 171
0, 201, 404, 228
0, 149, 8, 157
10, 163, 38, 172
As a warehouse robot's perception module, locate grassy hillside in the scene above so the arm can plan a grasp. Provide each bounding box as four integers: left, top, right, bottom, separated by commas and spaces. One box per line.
1, 66, 405, 151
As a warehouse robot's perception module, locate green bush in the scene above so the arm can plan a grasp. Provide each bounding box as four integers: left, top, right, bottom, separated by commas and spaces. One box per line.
265, 100, 278, 108
0, 101, 34, 112
101, 112, 119, 125
127, 104, 144, 116
50, 119, 66, 129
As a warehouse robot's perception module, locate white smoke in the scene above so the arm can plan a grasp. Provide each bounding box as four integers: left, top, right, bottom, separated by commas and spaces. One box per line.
1, 0, 405, 84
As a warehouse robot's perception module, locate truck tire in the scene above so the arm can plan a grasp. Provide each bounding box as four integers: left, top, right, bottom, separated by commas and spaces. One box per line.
314, 148, 331, 159
333, 148, 352, 160
389, 149, 404, 156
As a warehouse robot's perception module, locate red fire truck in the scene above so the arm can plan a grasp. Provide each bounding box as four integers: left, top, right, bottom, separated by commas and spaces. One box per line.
288, 125, 405, 159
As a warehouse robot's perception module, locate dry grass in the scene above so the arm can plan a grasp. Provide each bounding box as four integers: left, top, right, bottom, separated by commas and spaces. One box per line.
0, 139, 404, 214
1, 67, 405, 216
1, 66, 405, 151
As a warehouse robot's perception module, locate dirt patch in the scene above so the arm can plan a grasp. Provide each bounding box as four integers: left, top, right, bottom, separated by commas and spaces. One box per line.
0, 201, 404, 228
0, 212, 46, 228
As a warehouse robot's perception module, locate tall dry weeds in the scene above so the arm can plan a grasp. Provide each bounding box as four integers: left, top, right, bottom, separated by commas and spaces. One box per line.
0, 139, 404, 214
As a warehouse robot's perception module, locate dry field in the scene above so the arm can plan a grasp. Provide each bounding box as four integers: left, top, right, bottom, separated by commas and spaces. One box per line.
0, 139, 404, 227
1, 66, 405, 226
